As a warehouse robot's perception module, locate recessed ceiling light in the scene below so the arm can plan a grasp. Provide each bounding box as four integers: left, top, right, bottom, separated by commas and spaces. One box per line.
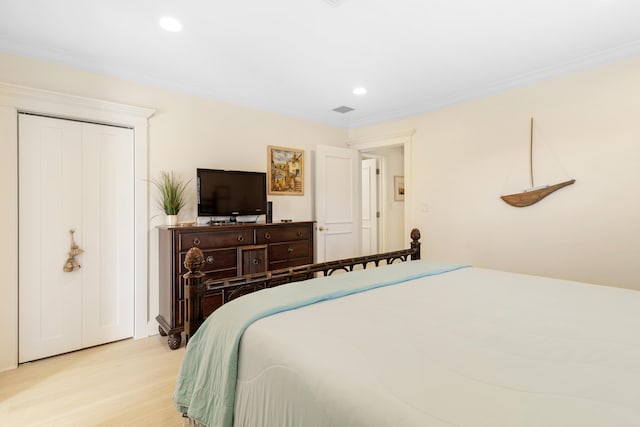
159, 16, 183, 32
353, 87, 367, 95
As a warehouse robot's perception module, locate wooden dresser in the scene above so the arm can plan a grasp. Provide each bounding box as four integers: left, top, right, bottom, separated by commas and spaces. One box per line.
156, 221, 314, 349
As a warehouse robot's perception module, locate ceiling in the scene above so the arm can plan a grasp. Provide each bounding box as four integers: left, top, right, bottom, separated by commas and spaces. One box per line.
1, 0, 640, 129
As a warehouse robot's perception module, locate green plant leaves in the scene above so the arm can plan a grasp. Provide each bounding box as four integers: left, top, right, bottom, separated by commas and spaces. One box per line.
151, 171, 191, 215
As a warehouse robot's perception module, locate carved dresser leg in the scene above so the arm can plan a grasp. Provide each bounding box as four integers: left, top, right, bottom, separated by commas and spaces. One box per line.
168, 333, 182, 350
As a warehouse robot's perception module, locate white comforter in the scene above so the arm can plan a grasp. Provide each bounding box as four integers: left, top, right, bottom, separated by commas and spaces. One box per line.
233, 267, 640, 426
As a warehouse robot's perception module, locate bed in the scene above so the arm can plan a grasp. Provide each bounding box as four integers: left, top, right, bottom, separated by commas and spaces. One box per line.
174, 232, 640, 427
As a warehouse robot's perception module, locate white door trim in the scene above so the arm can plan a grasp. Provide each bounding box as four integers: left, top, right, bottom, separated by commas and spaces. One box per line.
346, 128, 415, 239
0, 82, 154, 371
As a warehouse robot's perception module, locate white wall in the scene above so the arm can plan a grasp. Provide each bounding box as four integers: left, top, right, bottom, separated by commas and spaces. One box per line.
0, 52, 347, 371
0, 103, 19, 372
348, 57, 640, 290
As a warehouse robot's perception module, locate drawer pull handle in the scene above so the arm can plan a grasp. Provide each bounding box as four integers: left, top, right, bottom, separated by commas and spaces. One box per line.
264, 233, 271, 240
206, 256, 215, 264
193, 238, 201, 246
237, 235, 244, 242
287, 247, 294, 253
253, 258, 260, 265
296, 231, 303, 237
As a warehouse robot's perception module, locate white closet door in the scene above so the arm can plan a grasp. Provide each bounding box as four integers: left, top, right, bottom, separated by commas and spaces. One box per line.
81, 123, 134, 347
19, 115, 84, 362
19, 115, 134, 363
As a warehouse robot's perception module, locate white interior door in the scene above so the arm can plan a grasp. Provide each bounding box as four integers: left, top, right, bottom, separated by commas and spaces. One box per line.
361, 158, 379, 255
315, 145, 361, 262
19, 114, 134, 362
81, 123, 134, 347
19, 115, 84, 362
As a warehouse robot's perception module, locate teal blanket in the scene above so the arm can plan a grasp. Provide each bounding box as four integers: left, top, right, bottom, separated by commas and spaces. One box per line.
173, 259, 468, 427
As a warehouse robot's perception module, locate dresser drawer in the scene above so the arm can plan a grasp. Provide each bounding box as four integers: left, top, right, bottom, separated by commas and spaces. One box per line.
179, 229, 254, 250
269, 240, 310, 262
256, 225, 310, 244
177, 268, 239, 299
179, 248, 237, 274
176, 290, 226, 328
269, 256, 312, 271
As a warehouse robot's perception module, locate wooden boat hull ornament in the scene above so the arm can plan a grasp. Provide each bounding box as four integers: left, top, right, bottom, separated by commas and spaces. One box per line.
501, 118, 575, 207
501, 179, 575, 207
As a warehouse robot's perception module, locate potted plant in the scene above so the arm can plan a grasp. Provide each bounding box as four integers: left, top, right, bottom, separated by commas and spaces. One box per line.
151, 171, 191, 225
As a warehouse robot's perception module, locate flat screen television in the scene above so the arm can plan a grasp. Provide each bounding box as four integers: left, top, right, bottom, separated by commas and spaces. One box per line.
197, 168, 267, 220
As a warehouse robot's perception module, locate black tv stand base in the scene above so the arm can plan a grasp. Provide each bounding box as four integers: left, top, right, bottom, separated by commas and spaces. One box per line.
206, 220, 260, 226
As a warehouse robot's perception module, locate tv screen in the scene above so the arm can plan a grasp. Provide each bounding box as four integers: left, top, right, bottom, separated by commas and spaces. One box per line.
197, 169, 267, 219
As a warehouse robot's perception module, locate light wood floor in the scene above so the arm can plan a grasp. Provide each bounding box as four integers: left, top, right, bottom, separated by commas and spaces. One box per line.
0, 335, 186, 426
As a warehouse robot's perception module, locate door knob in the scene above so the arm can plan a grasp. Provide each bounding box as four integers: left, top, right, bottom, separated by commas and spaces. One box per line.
318, 226, 329, 231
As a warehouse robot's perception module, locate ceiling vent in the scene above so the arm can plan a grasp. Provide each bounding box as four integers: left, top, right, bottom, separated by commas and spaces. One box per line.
332, 105, 355, 114
323, 0, 347, 7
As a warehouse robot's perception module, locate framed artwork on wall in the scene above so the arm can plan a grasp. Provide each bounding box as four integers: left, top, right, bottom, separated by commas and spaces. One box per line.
268, 145, 304, 195
394, 175, 405, 201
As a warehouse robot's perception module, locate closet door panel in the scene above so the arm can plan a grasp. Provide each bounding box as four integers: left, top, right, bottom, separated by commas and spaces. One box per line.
81, 123, 134, 347
18, 115, 83, 362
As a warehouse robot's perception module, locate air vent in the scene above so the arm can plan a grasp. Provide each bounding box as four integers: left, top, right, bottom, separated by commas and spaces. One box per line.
332, 105, 355, 114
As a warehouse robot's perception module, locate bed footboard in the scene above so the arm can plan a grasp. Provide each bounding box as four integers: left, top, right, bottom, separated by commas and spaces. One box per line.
182, 228, 421, 343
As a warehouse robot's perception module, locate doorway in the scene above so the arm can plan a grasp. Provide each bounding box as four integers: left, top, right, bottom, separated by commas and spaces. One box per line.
315, 129, 414, 262
348, 129, 414, 253
361, 145, 405, 253
361, 156, 379, 255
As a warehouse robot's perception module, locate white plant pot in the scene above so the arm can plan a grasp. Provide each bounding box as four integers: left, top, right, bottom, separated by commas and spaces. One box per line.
166, 215, 178, 226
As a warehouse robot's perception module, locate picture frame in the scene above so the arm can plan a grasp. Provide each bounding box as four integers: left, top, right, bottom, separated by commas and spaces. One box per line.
394, 175, 405, 201
268, 145, 304, 195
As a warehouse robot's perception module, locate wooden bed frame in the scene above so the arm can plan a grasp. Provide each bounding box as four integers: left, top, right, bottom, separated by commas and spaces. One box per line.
181, 228, 421, 343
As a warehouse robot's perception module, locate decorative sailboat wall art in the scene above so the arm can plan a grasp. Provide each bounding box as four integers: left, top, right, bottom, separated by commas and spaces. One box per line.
500, 118, 575, 207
